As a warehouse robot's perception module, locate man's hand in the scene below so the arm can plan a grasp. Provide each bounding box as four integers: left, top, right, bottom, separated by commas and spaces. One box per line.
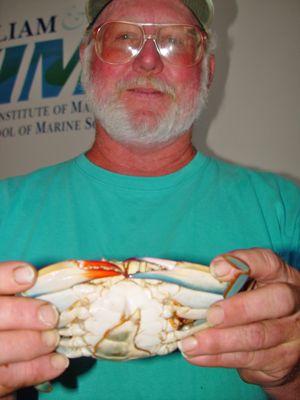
0, 262, 69, 398
179, 249, 300, 399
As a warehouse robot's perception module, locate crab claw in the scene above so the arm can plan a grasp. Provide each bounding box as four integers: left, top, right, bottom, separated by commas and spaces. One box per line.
130, 258, 227, 294
24, 260, 122, 297
130, 257, 249, 297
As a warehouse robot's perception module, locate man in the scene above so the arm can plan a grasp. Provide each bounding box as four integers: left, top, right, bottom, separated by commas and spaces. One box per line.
0, 0, 299, 399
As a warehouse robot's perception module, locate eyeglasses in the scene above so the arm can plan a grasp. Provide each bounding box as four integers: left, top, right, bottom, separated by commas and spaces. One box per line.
93, 21, 207, 67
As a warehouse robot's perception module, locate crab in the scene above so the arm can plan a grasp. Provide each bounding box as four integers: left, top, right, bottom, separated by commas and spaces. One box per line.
24, 257, 249, 360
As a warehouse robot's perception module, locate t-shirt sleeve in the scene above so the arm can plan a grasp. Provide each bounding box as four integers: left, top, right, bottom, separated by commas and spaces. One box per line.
276, 177, 300, 270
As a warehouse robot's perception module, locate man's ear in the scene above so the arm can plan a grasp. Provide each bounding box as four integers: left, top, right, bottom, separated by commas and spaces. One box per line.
207, 54, 215, 88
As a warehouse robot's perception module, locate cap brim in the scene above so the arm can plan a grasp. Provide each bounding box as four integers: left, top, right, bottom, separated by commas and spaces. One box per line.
86, 0, 214, 31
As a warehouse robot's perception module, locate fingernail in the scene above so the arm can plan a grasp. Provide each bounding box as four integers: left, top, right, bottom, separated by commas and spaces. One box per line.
38, 304, 59, 327
13, 265, 35, 284
207, 305, 224, 326
42, 330, 60, 348
211, 259, 231, 277
179, 336, 198, 354
51, 354, 69, 370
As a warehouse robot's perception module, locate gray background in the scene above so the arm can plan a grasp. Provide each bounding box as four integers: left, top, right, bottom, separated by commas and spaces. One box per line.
194, 0, 300, 184
0, 0, 299, 184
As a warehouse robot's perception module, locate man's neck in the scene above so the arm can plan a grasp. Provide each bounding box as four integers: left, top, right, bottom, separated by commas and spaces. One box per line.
86, 124, 197, 176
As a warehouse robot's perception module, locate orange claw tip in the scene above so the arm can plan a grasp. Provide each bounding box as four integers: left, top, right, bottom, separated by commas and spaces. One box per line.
81, 260, 123, 278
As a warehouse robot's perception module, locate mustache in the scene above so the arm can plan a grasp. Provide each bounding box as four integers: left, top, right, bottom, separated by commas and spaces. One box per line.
117, 76, 176, 99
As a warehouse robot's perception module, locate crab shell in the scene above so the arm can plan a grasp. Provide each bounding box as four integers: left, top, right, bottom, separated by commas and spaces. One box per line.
24, 257, 249, 360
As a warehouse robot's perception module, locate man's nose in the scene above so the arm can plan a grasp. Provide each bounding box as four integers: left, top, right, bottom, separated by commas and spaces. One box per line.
132, 39, 164, 74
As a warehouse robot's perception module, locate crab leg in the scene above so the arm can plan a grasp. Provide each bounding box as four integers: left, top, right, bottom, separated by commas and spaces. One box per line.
130, 258, 228, 294
24, 260, 123, 298
131, 257, 249, 297
161, 321, 211, 345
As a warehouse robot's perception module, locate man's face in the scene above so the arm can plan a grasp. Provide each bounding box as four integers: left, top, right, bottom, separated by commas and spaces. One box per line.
81, 0, 210, 148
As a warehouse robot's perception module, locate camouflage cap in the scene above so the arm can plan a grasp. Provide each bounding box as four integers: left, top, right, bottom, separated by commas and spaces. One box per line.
85, 0, 214, 31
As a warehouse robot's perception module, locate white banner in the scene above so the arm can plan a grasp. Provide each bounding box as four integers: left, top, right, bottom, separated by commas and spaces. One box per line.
0, 0, 94, 178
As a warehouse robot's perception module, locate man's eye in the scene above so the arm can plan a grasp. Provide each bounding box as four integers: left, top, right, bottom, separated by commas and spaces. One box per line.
164, 36, 184, 46
116, 33, 136, 41
119, 34, 129, 40
168, 36, 178, 44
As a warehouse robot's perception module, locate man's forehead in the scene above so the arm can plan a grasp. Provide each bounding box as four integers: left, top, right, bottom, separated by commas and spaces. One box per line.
96, 0, 199, 26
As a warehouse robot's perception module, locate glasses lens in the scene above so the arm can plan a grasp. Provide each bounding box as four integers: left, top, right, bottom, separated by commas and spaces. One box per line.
95, 22, 143, 64
157, 25, 203, 66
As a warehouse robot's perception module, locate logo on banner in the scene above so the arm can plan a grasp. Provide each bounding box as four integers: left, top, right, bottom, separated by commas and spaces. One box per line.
0, 13, 83, 104
0, 4, 95, 140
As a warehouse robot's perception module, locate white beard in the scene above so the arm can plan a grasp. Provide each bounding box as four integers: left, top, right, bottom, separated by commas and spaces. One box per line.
81, 43, 210, 148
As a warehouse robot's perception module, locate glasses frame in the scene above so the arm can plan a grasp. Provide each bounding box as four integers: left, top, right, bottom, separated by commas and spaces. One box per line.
93, 21, 208, 67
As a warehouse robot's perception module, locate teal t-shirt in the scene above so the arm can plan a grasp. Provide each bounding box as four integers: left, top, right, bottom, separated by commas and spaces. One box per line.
1, 152, 300, 400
